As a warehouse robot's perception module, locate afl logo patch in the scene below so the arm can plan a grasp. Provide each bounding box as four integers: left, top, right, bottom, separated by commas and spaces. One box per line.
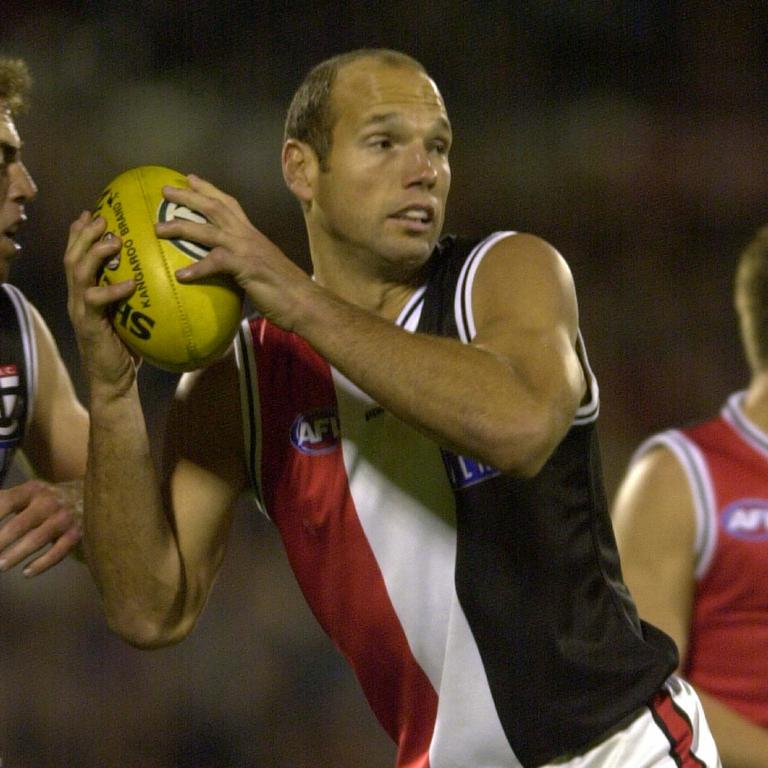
442, 450, 501, 490
157, 200, 211, 260
723, 499, 768, 541
290, 408, 340, 455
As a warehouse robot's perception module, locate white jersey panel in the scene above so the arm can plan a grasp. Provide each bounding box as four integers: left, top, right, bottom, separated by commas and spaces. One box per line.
332, 369, 455, 689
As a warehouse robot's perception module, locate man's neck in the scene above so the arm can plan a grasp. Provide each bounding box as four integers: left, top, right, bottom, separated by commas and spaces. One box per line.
742, 371, 768, 433
309, 241, 432, 321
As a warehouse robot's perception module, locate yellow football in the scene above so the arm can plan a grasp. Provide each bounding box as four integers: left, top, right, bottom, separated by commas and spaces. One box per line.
94, 165, 242, 372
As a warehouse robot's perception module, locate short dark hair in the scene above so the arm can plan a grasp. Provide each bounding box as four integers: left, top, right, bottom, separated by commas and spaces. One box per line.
736, 226, 768, 373
283, 49, 426, 170
0, 58, 31, 115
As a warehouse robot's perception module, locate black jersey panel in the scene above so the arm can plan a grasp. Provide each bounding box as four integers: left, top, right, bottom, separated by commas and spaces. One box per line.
417, 235, 678, 765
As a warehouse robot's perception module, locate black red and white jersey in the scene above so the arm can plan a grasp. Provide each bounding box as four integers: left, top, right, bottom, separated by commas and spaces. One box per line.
633, 392, 768, 729
236, 232, 679, 766
0, 284, 36, 485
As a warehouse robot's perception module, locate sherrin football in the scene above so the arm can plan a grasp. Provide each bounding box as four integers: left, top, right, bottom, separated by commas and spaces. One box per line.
94, 165, 242, 372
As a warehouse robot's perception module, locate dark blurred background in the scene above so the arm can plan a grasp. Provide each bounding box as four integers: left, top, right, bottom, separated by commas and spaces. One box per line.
1, 1, 766, 765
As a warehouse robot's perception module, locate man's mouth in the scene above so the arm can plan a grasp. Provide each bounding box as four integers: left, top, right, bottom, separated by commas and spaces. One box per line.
0, 227, 22, 256
391, 205, 435, 227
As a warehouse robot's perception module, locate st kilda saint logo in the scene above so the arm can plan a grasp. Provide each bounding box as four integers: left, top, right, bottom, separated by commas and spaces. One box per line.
0, 364, 24, 444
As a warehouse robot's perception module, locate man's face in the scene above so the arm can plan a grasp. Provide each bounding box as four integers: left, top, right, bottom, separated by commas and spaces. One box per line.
309, 59, 452, 274
0, 107, 37, 281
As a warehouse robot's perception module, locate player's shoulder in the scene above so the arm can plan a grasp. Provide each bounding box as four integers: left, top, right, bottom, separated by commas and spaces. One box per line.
438, 231, 571, 285
616, 436, 694, 517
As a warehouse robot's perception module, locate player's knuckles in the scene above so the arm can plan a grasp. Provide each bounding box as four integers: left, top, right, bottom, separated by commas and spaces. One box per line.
50, 506, 78, 533
56, 527, 83, 550
21, 522, 60, 551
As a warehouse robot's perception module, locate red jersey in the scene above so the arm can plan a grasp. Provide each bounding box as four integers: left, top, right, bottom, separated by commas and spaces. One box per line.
634, 392, 768, 727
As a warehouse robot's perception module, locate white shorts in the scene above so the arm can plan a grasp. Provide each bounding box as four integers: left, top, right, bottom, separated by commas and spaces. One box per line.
543, 676, 722, 768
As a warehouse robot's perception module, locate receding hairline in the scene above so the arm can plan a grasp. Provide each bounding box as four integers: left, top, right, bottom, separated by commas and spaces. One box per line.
282, 49, 443, 173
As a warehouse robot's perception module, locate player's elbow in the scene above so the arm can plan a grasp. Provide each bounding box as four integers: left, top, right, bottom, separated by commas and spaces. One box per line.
102, 599, 197, 650
103, 611, 177, 649
489, 409, 569, 478
491, 434, 555, 478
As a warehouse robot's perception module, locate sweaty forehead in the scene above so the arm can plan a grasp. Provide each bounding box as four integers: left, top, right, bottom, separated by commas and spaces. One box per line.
333, 60, 448, 125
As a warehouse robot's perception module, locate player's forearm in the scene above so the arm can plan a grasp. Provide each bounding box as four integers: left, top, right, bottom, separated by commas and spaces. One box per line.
291, 285, 576, 476
84, 383, 187, 648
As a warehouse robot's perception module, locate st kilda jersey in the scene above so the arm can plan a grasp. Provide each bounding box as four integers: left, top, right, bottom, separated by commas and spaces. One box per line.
235, 233, 678, 766
0, 284, 36, 484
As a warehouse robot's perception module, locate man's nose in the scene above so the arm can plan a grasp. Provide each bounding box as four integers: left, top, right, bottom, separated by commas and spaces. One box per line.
404, 144, 438, 187
8, 161, 37, 202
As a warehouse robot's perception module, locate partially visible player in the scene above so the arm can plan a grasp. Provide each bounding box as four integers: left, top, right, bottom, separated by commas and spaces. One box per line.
0, 57, 88, 576
614, 227, 768, 766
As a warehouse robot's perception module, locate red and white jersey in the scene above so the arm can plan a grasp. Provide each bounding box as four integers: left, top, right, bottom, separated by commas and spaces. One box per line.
236, 233, 707, 767
634, 391, 768, 728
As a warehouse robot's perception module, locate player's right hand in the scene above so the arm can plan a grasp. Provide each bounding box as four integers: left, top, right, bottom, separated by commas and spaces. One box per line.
64, 212, 140, 391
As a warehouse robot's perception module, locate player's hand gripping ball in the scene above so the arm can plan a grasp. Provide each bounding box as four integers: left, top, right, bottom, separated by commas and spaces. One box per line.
93, 165, 242, 372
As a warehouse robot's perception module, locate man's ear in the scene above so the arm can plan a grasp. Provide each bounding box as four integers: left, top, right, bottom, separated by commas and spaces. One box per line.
282, 139, 318, 204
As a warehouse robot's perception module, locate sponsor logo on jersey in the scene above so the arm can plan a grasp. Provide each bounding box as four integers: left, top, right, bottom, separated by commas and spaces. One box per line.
722, 498, 768, 541
290, 407, 340, 455
0, 363, 23, 445
442, 450, 501, 490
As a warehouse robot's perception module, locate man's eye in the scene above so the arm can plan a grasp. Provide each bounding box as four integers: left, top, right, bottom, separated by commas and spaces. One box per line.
1, 144, 16, 169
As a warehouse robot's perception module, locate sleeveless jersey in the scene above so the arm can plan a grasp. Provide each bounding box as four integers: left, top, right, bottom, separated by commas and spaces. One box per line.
236, 233, 678, 767
0, 284, 36, 485
633, 392, 768, 728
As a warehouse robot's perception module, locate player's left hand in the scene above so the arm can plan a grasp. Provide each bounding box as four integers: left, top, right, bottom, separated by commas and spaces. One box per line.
0, 479, 83, 576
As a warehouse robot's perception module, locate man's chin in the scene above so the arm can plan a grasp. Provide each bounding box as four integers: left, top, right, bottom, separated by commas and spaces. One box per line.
0, 246, 16, 281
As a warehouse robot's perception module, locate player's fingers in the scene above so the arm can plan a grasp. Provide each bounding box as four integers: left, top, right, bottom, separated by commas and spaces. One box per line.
0, 483, 33, 523
0, 481, 55, 541
174, 245, 233, 282
0, 507, 79, 573
155, 217, 220, 250
64, 213, 108, 269
75, 231, 123, 287
21, 527, 83, 577
187, 174, 248, 218
162, 179, 249, 229
64, 210, 98, 251
83, 280, 136, 310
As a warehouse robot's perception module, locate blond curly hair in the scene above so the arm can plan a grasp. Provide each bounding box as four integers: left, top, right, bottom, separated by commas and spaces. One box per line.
0, 57, 31, 115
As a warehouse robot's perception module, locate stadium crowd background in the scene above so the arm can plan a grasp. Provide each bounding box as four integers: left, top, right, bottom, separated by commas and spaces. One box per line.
2, 1, 767, 765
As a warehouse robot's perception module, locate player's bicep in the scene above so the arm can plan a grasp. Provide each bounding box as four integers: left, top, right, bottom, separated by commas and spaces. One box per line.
161, 350, 247, 590
471, 234, 586, 430
612, 446, 696, 660
25, 305, 88, 480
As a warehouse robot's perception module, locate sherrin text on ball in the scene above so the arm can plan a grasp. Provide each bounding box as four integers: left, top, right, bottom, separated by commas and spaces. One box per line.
94, 165, 242, 372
